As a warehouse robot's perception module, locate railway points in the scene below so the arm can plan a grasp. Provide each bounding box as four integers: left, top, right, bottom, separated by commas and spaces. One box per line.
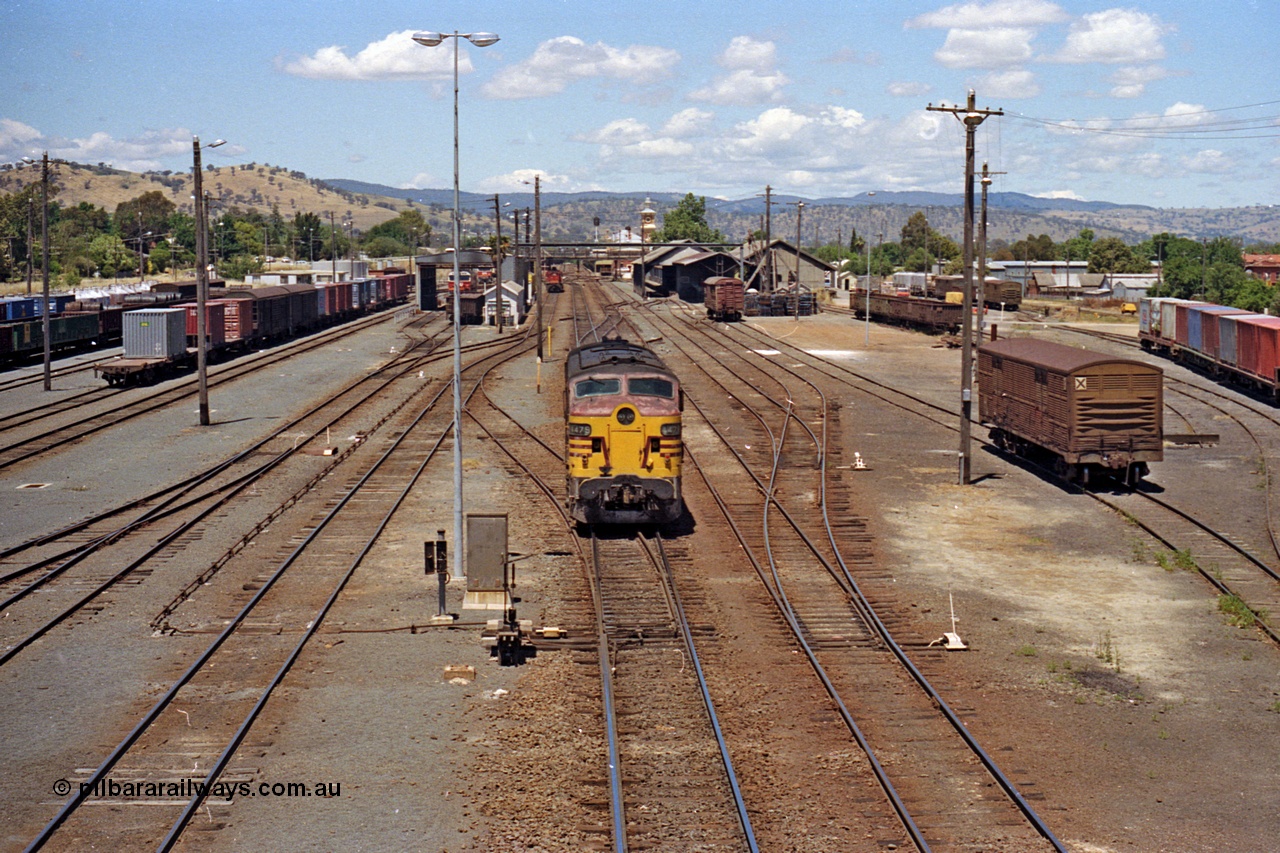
2, 274, 1277, 851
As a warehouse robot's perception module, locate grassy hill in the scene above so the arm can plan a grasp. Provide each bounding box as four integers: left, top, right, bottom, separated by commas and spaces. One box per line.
0, 161, 417, 232
2, 162, 1277, 247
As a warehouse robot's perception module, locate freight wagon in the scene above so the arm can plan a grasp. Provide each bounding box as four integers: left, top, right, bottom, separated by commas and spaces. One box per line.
978, 337, 1163, 486
0, 306, 123, 363
930, 275, 1022, 311
853, 290, 964, 334
1138, 296, 1280, 402
702, 276, 745, 322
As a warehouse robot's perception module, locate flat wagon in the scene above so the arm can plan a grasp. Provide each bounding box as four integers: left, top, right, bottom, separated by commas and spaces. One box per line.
978, 337, 1163, 486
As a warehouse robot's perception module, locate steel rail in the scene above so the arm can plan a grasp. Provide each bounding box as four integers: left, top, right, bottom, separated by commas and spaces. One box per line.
23, 367, 459, 852
25, 315, 541, 848
0, 318, 456, 607
649, 303, 1066, 850
645, 533, 759, 852
0, 309, 400, 471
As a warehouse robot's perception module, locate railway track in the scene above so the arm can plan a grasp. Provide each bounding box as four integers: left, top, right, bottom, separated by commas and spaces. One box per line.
0, 309, 405, 472
0, 317, 466, 669
620, 295, 1065, 849
18, 312, 541, 850
467, 313, 756, 851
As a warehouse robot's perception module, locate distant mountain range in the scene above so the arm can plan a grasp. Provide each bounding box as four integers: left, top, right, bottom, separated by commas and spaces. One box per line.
324, 179, 1144, 216
324, 178, 1279, 245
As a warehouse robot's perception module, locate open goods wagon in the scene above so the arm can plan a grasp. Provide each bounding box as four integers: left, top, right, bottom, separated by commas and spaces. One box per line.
978, 337, 1162, 486
854, 290, 963, 334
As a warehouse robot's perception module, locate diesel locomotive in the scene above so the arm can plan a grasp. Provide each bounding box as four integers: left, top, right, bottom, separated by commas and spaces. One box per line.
564, 337, 683, 525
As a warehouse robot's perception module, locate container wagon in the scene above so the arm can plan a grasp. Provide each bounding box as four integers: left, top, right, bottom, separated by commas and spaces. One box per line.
1138, 296, 1280, 402
96, 307, 195, 386
978, 337, 1163, 486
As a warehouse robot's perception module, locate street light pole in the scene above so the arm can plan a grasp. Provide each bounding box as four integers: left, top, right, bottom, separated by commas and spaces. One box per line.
193, 136, 225, 426
39, 154, 50, 391
414, 29, 499, 583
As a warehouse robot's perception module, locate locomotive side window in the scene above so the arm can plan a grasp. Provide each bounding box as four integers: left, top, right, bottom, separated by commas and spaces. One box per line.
575, 378, 621, 397
627, 378, 674, 398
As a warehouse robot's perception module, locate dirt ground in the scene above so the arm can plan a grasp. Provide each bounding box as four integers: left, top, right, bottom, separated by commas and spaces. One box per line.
767, 300, 1279, 852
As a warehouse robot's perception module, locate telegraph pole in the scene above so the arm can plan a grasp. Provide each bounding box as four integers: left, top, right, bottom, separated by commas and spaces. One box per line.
534, 176, 543, 363
756, 185, 776, 293
977, 162, 1005, 340
927, 90, 1003, 486
492, 194, 504, 333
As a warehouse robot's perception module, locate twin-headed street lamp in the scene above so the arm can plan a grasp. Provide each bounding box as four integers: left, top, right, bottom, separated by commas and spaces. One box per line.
412, 30, 499, 583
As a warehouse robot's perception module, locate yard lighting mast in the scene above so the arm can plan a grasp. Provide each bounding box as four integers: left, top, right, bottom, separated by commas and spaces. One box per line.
193, 136, 225, 426
413, 29, 500, 582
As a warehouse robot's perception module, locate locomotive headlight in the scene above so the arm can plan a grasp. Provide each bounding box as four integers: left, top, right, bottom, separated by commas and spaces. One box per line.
660, 423, 681, 437
616, 407, 636, 425
568, 422, 592, 436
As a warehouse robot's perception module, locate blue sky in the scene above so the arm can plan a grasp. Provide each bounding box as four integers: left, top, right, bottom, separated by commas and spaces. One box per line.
3, 0, 1277, 208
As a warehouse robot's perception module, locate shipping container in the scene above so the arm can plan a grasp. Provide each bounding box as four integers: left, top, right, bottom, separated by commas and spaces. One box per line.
0, 297, 38, 321
184, 303, 226, 348
1236, 316, 1280, 386
123, 307, 188, 358
1189, 305, 1251, 360
1219, 314, 1270, 368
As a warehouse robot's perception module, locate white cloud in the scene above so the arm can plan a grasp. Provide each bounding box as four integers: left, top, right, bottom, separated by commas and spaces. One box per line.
689, 37, 788, 106
481, 36, 677, 99
1033, 189, 1085, 200
661, 108, 714, 137
934, 27, 1036, 68
1051, 9, 1169, 64
979, 69, 1040, 98
474, 169, 604, 193
399, 173, 436, 190
906, 0, 1068, 29
887, 81, 932, 98
281, 30, 456, 81
0, 122, 200, 173
1181, 149, 1233, 174
689, 68, 789, 105
0, 118, 41, 151
721, 35, 777, 70
1108, 65, 1171, 98
578, 118, 651, 146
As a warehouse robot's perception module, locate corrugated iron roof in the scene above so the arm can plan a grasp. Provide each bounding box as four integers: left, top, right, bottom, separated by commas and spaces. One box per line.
980, 337, 1160, 375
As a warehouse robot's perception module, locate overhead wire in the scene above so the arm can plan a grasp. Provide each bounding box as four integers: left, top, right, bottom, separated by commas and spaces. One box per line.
1004, 98, 1280, 140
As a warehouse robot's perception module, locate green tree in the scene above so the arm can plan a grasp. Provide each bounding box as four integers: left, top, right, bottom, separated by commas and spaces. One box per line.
1061, 228, 1094, 263
651, 193, 724, 243
88, 233, 134, 276
1087, 237, 1149, 274
114, 191, 176, 243
1002, 233, 1056, 262
292, 212, 323, 261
